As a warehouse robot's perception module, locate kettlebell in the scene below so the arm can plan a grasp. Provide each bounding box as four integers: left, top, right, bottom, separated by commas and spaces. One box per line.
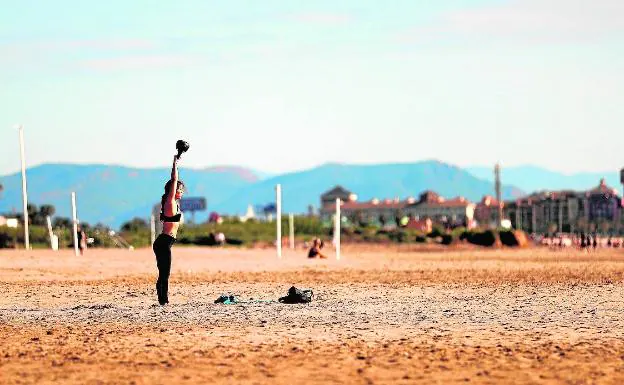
176, 140, 190, 159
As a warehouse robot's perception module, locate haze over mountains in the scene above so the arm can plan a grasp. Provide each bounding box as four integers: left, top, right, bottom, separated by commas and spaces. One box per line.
0, 161, 619, 229
466, 165, 621, 194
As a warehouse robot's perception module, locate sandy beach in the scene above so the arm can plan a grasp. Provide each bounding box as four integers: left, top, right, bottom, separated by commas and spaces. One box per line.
1, 246, 624, 384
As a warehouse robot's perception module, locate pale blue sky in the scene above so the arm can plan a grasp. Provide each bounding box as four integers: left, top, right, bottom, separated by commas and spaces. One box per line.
1, 0, 622, 176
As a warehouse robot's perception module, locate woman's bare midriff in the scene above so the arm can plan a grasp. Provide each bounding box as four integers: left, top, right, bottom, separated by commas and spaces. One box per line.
162, 222, 180, 239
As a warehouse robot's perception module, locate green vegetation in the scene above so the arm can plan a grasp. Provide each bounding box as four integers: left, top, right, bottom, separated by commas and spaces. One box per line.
0, 224, 117, 249
171, 216, 325, 248
0, 212, 526, 249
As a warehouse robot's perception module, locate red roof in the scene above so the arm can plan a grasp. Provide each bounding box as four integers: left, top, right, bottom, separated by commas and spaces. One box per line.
320, 198, 408, 212
343, 201, 406, 210
410, 196, 472, 208
476, 195, 503, 208
320, 193, 474, 212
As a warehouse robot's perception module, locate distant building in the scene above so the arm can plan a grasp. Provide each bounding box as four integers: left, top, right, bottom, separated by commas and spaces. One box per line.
404, 191, 475, 227
239, 204, 256, 222
405, 217, 433, 233
474, 195, 504, 228
320, 186, 358, 209
320, 195, 407, 226
0, 216, 19, 228
505, 179, 623, 234
319, 187, 475, 228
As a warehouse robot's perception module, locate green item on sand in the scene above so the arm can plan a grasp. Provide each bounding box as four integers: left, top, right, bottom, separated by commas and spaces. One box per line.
214, 294, 238, 304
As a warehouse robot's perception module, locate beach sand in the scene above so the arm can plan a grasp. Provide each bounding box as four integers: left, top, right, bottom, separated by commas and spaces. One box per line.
1, 246, 623, 384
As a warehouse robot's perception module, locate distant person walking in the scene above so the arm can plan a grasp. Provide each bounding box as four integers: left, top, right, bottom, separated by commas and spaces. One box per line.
77, 226, 87, 256
152, 154, 186, 305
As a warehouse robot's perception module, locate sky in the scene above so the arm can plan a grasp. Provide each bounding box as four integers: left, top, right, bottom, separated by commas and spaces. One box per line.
1, 0, 623, 176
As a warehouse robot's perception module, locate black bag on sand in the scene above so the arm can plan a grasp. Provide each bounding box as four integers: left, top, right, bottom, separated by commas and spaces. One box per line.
214, 294, 238, 304
279, 286, 313, 304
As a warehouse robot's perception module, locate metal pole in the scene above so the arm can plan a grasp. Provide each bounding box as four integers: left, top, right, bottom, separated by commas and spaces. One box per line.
276, 184, 282, 259
289, 213, 295, 250
71, 192, 79, 256
494, 163, 503, 227
17, 125, 30, 250
335, 198, 341, 260
46, 215, 54, 249
150, 214, 156, 245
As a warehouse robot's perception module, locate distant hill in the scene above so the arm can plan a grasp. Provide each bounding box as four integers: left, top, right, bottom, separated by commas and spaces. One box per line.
466, 165, 621, 193
0, 161, 524, 229
213, 161, 525, 215
0, 164, 259, 228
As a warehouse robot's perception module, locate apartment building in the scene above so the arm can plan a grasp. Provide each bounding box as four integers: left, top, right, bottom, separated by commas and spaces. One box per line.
505, 179, 622, 234
319, 186, 475, 227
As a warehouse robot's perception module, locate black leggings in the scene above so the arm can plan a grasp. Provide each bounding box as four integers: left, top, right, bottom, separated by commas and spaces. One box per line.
153, 234, 176, 305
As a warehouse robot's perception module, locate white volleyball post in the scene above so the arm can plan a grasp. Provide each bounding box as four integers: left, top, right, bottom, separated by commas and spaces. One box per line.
276, 184, 282, 259
150, 213, 156, 245
46, 215, 54, 250
17, 125, 30, 250
335, 197, 341, 260
71, 192, 79, 256
289, 213, 295, 250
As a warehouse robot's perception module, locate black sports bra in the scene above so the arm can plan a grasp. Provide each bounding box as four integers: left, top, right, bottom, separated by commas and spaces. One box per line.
161, 204, 182, 223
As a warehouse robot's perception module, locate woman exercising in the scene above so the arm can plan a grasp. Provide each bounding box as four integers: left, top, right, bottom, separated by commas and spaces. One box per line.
153, 141, 188, 305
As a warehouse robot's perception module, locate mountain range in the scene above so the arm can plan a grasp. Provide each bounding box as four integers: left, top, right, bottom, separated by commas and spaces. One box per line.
0, 164, 258, 228
0, 161, 619, 229
466, 165, 621, 194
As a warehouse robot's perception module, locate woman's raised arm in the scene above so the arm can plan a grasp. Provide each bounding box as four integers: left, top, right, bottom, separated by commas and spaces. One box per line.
171, 155, 179, 182
167, 156, 179, 201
